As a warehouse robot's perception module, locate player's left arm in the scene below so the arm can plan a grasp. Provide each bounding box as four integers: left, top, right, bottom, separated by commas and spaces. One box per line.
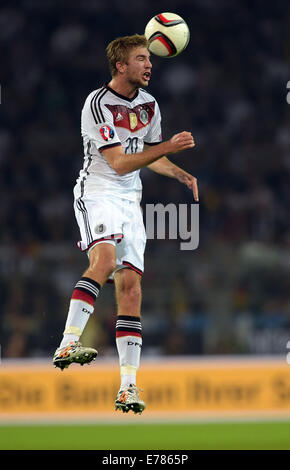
145, 146, 199, 202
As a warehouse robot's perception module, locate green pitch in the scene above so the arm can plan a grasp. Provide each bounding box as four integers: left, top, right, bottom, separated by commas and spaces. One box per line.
1, 421, 290, 450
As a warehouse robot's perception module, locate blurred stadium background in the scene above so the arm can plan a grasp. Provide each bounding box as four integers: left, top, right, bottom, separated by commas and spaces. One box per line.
1, 0, 290, 450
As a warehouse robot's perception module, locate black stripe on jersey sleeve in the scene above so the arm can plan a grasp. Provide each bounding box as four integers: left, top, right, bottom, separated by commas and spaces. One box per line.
96, 89, 108, 122
99, 142, 122, 152
90, 87, 108, 124
91, 88, 108, 124
144, 141, 162, 146
90, 89, 104, 124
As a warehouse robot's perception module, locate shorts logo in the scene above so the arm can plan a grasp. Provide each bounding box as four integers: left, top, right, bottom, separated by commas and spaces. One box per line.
100, 125, 114, 141
95, 224, 106, 234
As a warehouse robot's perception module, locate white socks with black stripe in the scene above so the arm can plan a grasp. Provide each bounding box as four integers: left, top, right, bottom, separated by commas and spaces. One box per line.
115, 315, 142, 389
59, 277, 101, 348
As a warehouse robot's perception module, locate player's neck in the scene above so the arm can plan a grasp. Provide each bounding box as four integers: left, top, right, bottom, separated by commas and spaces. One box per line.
108, 78, 138, 100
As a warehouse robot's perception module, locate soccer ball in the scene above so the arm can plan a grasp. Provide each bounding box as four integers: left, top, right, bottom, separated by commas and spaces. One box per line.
144, 12, 190, 58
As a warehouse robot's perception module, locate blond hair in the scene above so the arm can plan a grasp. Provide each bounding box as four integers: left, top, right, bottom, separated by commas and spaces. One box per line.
106, 34, 149, 77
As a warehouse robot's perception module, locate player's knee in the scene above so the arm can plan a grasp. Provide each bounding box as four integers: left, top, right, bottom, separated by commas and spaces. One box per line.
91, 257, 116, 277
104, 254, 117, 274
119, 277, 141, 301
127, 284, 141, 301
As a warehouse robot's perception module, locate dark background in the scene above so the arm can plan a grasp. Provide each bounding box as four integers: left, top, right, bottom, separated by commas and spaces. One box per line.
0, 0, 290, 358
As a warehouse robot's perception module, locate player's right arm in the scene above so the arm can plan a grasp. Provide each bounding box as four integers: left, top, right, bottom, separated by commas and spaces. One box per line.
102, 131, 195, 176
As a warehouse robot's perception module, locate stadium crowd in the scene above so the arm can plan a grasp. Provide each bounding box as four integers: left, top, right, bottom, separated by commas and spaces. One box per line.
1, 0, 290, 358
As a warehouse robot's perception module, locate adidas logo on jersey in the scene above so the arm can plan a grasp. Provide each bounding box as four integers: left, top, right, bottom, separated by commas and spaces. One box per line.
116, 113, 123, 121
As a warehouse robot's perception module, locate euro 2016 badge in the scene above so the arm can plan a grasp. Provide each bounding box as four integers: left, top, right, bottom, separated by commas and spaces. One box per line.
100, 125, 114, 141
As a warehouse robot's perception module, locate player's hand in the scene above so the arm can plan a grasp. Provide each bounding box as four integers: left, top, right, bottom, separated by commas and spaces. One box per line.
176, 170, 199, 202
169, 131, 195, 153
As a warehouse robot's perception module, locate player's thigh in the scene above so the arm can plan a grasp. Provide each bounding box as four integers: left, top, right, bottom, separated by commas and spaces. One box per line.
88, 241, 117, 273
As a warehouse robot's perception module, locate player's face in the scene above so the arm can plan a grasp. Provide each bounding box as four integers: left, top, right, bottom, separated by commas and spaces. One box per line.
124, 46, 152, 88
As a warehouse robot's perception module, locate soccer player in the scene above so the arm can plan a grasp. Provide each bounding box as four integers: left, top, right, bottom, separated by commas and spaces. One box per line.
53, 34, 198, 414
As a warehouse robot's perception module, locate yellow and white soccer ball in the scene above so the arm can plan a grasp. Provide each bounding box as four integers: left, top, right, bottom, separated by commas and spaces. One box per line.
144, 12, 190, 58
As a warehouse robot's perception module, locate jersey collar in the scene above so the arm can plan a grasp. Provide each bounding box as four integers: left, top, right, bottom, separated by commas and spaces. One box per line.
105, 83, 139, 103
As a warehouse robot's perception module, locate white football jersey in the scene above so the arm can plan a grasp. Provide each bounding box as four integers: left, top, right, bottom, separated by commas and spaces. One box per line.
74, 84, 162, 202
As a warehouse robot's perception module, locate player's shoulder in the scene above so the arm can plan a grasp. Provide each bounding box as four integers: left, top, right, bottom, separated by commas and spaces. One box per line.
83, 86, 111, 124
138, 88, 158, 103
85, 86, 108, 105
